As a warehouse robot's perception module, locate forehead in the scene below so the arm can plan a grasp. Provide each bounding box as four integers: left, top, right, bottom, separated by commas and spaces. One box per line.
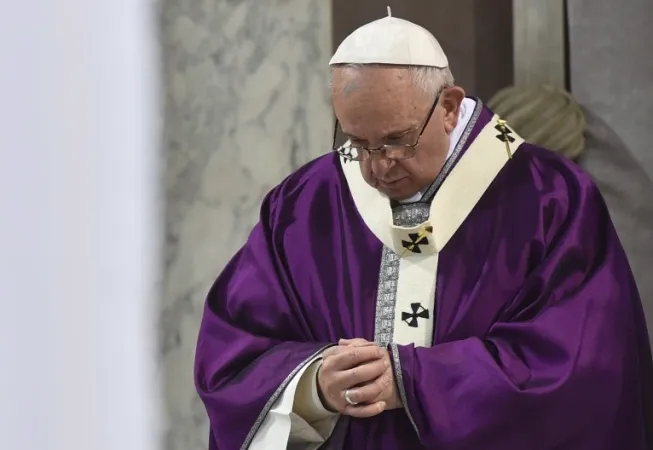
331, 66, 415, 99
331, 66, 426, 136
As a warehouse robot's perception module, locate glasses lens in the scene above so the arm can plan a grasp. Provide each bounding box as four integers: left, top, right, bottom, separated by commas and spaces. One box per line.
333, 120, 417, 161
384, 145, 416, 160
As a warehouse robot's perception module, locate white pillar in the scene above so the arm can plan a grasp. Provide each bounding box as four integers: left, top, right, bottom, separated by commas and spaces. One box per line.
0, 1, 162, 450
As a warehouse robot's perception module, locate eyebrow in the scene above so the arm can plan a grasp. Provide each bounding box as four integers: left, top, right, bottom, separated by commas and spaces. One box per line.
345, 127, 414, 141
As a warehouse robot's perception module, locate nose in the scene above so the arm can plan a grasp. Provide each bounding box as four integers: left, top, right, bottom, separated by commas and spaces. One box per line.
370, 153, 395, 178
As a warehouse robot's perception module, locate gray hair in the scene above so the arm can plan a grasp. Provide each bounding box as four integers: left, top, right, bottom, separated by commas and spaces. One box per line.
329, 64, 455, 96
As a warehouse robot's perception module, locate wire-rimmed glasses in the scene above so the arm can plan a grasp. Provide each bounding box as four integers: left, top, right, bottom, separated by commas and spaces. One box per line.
333, 91, 441, 162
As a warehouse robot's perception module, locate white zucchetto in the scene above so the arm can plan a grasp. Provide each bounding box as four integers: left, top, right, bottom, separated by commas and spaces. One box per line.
329, 6, 449, 68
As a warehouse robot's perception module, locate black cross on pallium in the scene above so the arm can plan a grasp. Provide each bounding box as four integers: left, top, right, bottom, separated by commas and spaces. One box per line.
402, 303, 430, 328
401, 226, 432, 254
494, 124, 515, 143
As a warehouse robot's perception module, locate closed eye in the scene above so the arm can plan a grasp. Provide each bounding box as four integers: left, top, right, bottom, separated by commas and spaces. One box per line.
385, 128, 414, 141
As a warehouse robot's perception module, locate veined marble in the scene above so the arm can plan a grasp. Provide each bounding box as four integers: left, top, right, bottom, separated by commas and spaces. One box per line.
159, 1, 333, 448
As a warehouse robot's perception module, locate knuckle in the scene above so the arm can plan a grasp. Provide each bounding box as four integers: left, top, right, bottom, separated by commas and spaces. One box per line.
361, 387, 377, 402
325, 348, 339, 359
349, 368, 358, 381
332, 370, 347, 386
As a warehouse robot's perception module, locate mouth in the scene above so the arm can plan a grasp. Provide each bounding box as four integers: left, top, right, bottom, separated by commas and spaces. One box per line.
379, 177, 407, 187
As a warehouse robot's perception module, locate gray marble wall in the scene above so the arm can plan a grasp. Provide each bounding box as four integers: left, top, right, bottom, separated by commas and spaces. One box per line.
568, 0, 653, 179
159, 1, 333, 448
568, 1, 653, 326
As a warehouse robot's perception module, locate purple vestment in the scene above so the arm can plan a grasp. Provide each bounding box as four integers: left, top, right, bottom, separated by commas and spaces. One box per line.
195, 101, 653, 449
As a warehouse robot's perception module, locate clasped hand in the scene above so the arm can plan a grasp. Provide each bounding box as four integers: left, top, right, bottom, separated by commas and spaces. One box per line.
316, 338, 402, 418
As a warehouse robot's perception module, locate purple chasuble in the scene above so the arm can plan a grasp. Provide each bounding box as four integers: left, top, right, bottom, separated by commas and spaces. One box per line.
195, 100, 653, 450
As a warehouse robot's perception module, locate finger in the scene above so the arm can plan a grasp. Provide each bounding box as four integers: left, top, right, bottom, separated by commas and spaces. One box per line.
322, 345, 339, 359
328, 345, 384, 371
323, 344, 358, 360
333, 358, 388, 390
342, 370, 392, 405
344, 401, 386, 418
324, 340, 371, 359
339, 338, 374, 347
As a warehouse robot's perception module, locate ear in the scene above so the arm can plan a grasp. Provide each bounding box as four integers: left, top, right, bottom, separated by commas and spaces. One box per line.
440, 86, 466, 133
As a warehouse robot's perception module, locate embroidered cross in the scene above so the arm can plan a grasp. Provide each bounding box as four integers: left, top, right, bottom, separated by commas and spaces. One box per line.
337, 146, 355, 163
402, 303, 430, 328
401, 225, 433, 256
495, 119, 514, 159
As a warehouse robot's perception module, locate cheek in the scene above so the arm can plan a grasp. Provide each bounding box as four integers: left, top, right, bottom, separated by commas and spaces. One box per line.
359, 160, 375, 183
396, 159, 421, 177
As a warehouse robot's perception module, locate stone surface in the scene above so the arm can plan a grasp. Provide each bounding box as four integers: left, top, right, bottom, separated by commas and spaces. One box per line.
568, 0, 653, 331
568, 0, 653, 179
159, 1, 332, 448
512, 0, 565, 88
579, 109, 653, 333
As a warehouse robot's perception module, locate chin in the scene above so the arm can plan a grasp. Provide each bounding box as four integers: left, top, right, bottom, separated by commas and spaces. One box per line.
380, 185, 420, 201
365, 175, 419, 200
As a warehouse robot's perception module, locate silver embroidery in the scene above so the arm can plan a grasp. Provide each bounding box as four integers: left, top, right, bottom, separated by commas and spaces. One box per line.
240, 344, 334, 450
372, 99, 484, 347
373, 206, 430, 347
373, 246, 400, 346
391, 203, 431, 226
390, 342, 420, 437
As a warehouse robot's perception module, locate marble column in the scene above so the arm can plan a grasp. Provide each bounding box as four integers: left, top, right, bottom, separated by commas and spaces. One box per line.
160, 1, 333, 448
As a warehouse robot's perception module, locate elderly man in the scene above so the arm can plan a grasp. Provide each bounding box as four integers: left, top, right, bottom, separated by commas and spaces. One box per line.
194, 10, 653, 450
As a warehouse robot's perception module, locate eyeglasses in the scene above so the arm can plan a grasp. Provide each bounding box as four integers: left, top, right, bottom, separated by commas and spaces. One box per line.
332, 90, 441, 162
